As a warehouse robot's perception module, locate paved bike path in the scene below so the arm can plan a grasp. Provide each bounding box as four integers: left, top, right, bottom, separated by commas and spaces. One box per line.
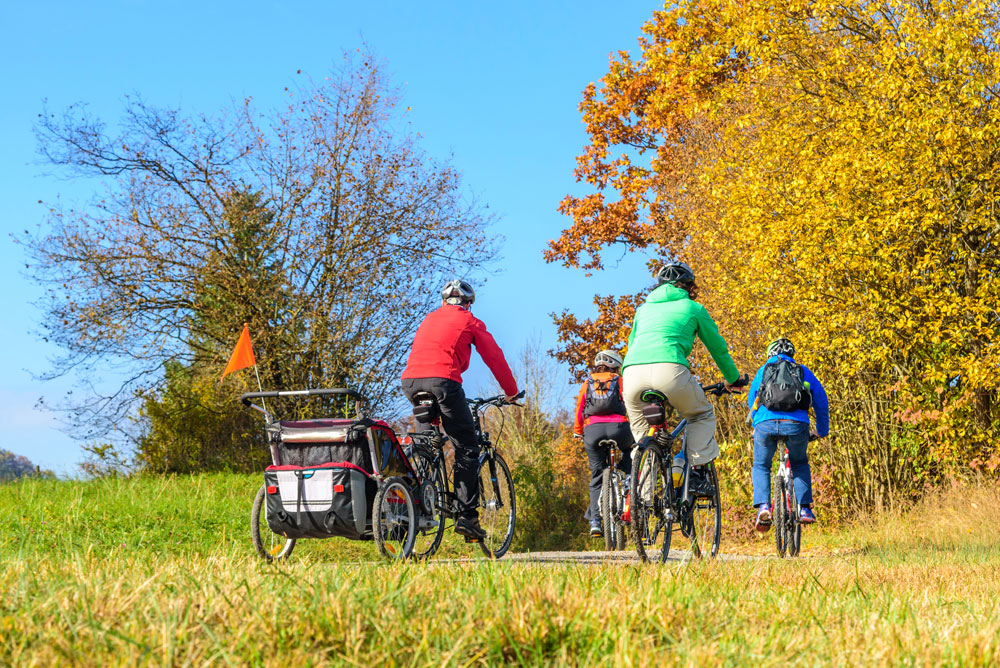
456, 550, 764, 564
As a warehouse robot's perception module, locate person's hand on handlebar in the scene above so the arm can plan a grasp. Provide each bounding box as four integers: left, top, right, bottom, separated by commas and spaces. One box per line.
724, 373, 750, 394
505, 390, 526, 406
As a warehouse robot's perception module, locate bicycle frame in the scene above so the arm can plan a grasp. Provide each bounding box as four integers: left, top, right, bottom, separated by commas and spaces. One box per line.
407, 414, 460, 519
647, 418, 692, 519
408, 394, 511, 518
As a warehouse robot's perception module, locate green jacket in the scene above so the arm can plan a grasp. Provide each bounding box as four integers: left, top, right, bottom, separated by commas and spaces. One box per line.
622, 283, 739, 383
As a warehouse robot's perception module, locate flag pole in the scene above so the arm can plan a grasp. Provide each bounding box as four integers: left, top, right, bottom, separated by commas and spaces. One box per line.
247, 324, 268, 415
253, 362, 269, 415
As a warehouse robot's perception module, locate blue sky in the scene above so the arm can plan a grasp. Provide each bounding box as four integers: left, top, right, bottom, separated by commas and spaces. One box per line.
0, 1, 659, 474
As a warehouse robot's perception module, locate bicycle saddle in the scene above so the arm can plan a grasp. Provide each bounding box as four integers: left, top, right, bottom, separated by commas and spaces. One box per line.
640, 389, 670, 426
640, 389, 668, 403
411, 392, 440, 423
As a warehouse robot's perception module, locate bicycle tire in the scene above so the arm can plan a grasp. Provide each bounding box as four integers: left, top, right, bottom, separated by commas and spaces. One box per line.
774, 479, 787, 558
478, 451, 516, 559
690, 463, 722, 559
629, 444, 672, 563
601, 468, 614, 551
614, 470, 628, 551
408, 446, 446, 560
789, 482, 802, 557
600, 468, 627, 551
251, 484, 296, 562
373, 477, 417, 561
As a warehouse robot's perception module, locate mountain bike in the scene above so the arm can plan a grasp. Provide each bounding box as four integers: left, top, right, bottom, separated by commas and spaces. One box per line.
628, 377, 747, 563
598, 437, 629, 551
773, 433, 819, 558
404, 390, 524, 559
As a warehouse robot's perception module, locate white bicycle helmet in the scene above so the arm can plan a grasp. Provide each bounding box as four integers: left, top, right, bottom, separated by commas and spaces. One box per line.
441, 279, 475, 305
593, 349, 623, 369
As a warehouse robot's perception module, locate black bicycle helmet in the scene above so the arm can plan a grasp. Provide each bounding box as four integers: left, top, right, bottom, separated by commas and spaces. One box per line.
441, 279, 475, 305
655, 261, 695, 286
766, 337, 795, 358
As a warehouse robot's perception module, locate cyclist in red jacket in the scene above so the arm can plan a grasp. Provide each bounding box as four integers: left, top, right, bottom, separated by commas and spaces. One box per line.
402, 279, 520, 541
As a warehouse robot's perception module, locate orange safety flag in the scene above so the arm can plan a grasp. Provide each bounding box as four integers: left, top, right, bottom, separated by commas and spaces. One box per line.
220, 323, 257, 380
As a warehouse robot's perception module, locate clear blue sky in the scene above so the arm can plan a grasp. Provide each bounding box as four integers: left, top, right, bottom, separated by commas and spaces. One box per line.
0, 1, 659, 474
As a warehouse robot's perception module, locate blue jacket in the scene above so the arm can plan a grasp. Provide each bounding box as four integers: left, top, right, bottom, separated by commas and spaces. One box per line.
747, 354, 830, 436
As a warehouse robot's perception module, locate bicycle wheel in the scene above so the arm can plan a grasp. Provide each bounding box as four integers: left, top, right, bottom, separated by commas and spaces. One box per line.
373, 477, 417, 560
251, 484, 296, 562
690, 463, 722, 559
774, 479, 787, 558
407, 447, 446, 560
613, 469, 628, 551
601, 469, 617, 551
629, 445, 673, 563
789, 485, 802, 557
478, 451, 516, 559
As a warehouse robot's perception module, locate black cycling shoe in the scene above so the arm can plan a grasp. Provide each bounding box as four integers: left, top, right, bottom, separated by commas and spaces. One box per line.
687, 467, 715, 497
455, 516, 487, 542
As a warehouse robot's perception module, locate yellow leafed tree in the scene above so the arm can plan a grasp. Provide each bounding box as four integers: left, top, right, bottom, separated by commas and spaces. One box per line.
551, 0, 1000, 508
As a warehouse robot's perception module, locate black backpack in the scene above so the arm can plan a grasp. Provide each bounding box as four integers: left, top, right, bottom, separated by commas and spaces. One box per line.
584, 376, 626, 417
759, 359, 812, 412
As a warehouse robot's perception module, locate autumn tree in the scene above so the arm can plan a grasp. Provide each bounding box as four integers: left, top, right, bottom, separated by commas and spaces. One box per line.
551, 0, 1000, 507
23, 52, 497, 464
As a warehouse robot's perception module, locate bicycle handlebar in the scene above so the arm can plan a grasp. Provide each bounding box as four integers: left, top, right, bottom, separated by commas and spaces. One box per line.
240, 388, 368, 406
701, 373, 750, 397
468, 390, 526, 408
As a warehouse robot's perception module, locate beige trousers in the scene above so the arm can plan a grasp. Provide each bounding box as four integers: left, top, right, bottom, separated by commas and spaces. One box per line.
622, 362, 719, 465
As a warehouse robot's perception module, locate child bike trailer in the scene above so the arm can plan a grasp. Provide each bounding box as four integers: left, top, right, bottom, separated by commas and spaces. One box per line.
242, 388, 420, 561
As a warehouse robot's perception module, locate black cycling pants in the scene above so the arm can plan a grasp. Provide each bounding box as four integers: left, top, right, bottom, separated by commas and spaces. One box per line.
402, 377, 480, 518
583, 421, 634, 522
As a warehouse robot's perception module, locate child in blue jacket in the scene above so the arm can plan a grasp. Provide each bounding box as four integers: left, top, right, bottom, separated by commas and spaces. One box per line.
747, 338, 830, 531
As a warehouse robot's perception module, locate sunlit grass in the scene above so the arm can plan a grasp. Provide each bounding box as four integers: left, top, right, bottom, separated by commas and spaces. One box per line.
1, 475, 998, 665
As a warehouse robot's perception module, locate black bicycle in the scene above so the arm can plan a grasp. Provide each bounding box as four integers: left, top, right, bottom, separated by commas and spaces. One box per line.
628, 377, 747, 563
772, 433, 820, 558
404, 390, 524, 559
598, 437, 629, 551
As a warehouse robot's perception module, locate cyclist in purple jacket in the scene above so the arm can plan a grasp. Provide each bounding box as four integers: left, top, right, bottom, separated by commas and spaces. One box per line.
746, 338, 830, 531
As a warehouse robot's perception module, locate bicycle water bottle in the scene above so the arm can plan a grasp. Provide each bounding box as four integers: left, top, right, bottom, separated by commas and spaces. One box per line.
672, 451, 686, 488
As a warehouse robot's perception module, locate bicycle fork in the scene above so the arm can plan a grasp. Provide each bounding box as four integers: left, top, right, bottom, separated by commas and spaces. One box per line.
479, 450, 503, 512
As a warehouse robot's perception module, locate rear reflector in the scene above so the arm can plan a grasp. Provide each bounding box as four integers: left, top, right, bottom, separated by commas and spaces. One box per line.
266, 485, 278, 495
334, 484, 345, 493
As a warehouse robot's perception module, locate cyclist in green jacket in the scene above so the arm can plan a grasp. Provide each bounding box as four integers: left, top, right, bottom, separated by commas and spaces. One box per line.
622, 262, 743, 495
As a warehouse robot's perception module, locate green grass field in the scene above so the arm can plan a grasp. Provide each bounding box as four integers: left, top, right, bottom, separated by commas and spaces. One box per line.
2, 474, 999, 666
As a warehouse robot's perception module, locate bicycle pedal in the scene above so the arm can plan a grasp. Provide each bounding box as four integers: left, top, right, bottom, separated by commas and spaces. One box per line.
464, 535, 483, 543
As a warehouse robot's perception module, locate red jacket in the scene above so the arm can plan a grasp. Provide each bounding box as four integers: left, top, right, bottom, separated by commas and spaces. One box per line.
402, 305, 518, 396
